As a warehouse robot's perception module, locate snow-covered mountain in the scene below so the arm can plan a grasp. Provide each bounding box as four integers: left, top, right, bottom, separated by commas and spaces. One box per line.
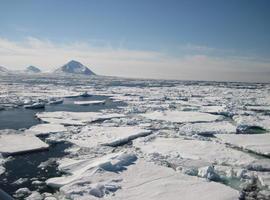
54, 60, 96, 76
25, 66, 41, 73
0, 66, 9, 74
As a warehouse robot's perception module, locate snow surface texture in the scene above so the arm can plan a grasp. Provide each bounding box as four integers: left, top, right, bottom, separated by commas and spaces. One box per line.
0, 74, 270, 199
47, 153, 239, 200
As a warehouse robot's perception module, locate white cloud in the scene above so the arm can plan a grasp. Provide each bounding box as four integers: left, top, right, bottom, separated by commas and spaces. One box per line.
0, 37, 269, 82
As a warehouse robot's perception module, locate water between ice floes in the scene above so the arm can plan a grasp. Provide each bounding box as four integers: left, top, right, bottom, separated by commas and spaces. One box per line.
0, 95, 126, 198
0, 95, 126, 130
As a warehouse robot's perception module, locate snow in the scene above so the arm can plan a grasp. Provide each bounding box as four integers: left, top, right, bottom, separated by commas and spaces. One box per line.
74, 100, 105, 105
25, 66, 41, 73
28, 124, 67, 136
0, 134, 49, 155
46, 152, 137, 188
134, 137, 256, 167
68, 126, 152, 148
36, 111, 125, 125
216, 134, 270, 156
141, 110, 223, 123
178, 121, 236, 135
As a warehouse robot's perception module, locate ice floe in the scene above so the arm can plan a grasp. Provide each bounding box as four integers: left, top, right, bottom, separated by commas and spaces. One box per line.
217, 134, 270, 156
134, 137, 256, 166
74, 100, 106, 105
141, 110, 223, 123
0, 133, 49, 155
68, 126, 151, 148
36, 111, 125, 125
28, 124, 67, 136
178, 121, 236, 135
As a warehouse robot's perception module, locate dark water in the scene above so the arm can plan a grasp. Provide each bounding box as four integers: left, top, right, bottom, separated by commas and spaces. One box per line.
0, 140, 72, 199
0, 95, 126, 130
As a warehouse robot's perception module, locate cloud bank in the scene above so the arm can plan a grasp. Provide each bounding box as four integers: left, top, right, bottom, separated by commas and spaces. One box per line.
0, 37, 269, 82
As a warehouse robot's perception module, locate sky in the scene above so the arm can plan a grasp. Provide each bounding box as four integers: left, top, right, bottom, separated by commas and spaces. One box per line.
0, 0, 269, 82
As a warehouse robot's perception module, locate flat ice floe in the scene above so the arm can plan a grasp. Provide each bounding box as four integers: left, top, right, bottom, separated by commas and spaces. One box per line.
68, 126, 152, 148
48, 153, 239, 200
0, 134, 49, 155
36, 111, 125, 125
141, 110, 222, 123
134, 137, 255, 166
74, 100, 105, 105
217, 134, 270, 156
178, 121, 236, 135
28, 124, 67, 136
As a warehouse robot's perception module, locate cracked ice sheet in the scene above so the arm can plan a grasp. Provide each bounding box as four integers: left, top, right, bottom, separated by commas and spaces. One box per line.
51, 156, 239, 200
68, 126, 152, 148
178, 121, 236, 135
36, 111, 125, 125
134, 137, 256, 167
216, 134, 270, 156
0, 134, 49, 155
141, 110, 223, 123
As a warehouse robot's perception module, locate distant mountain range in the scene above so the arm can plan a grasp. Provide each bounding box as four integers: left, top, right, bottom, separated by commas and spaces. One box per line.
54, 60, 96, 75
0, 60, 96, 76
25, 66, 41, 73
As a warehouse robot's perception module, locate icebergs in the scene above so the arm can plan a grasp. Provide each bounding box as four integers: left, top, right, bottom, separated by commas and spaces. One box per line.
178, 121, 236, 135
68, 126, 152, 148
36, 111, 125, 125
134, 137, 255, 166
141, 111, 223, 123
29, 124, 67, 136
217, 134, 270, 156
74, 100, 105, 105
0, 134, 49, 155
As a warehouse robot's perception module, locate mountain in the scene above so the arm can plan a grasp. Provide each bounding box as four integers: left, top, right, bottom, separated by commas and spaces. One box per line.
25, 66, 41, 73
54, 60, 96, 75
0, 66, 9, 74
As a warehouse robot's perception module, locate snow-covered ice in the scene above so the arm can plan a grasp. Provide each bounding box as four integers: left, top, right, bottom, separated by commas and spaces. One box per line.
141, 110, 223, 123
68, 126, 152, 148
217, 134, 270, 156
74, 100, 105, 105
29, 124, 67, 136
134, 137, 256, 166
0, 133, 49, 155
36, 111, 125, 125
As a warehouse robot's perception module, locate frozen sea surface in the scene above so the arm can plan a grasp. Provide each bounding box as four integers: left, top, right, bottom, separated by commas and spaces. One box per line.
0, 74, 270, 199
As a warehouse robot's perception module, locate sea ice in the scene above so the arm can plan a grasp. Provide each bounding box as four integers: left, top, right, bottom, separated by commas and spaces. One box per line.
36, 111, 125, 125
216, 134, 270, 156
0, 134, 49, 155
68, 126, 152, 148
141, 110, 223, 123
74, 100, 105, 105
134, 137, 256, 167
28, 124, 67, 136
46, 151, 239, 200
178, 121, 236, 135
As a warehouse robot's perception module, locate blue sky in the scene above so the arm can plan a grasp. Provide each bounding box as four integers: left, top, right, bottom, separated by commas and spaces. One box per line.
0, 0, 269, 82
